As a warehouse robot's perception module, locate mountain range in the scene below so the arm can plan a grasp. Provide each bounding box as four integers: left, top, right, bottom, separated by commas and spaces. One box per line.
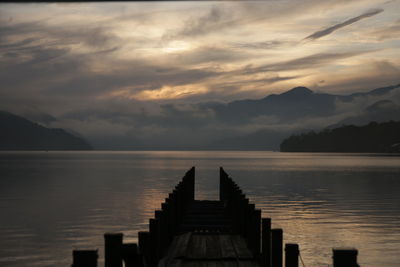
0, 111, 92, 150
206, 84, 400, 150
207, 84, 400, 124
281, 121, 400, 153
1, 83, 400, 150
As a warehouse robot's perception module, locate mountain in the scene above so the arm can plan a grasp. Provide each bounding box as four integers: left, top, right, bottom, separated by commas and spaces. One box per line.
0, 111, 92, 150
208, 84, 400, 124
329, 99, 400, 128
209, 86, 337, 123
280, 121, 400, 152
196, 84, 400, 150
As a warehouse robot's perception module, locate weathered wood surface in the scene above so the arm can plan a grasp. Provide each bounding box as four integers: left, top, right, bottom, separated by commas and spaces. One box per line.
160, 233, 260, 267
159, 196, 260, 267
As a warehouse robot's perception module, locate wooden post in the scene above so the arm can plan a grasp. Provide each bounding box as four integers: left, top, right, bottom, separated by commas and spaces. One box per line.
72, 250, 98, 267
138, 231, 150, 267
241, 198, 249, 237
156, 209, 168, 257
285, 243, 299, 267
246, 204, 255, 248
271, 228, 283, 267
149, 218, 159, 267
104, 233, 123, 267
262, 218, 271, 267
220, 167, 228, 201
333, 248, 359, 267
253, 209, 262, 256
122, 243, 142, 267
187, 166, 195, 201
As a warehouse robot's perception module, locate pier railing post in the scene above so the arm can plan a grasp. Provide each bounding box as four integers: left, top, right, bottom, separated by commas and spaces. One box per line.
285, 243, 299, 267
271, 228, 283, 267
122, 243, 142, 267
72, 250, 98, 267
188, 166, 195, 201
104, 233, 123, 267
262, 218, 271, 267
246, 203, 255, 249
333, 248, 359, 267
253, 209, 262, 256
149, 218, 160, 267
138, 231, 150, 267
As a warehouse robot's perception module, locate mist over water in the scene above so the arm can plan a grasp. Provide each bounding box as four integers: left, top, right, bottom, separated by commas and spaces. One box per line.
0, 151, 399, 266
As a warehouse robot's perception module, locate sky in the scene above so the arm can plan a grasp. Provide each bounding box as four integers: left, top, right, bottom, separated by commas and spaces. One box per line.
0, 1, 400, 149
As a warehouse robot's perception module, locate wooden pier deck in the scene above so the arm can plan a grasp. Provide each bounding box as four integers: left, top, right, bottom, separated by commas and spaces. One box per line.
160, 199, 259, 267
71, 167, 360, 267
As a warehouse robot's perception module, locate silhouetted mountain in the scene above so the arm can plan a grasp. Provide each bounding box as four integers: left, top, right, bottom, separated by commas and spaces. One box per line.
366, 99, 399, 112
0, 111, 92, 150
329, 99, 400, 128
348, 84, 400, 98
280, 121, 400, 152
210, 86, 337, 123
207, 84, 400, 124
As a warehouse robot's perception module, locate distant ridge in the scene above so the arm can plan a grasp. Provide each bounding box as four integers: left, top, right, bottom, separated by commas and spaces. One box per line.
280, 121, 400, 153
0, 111, 92, 150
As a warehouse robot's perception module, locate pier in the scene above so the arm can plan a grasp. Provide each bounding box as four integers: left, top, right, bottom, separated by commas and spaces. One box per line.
71, 167, 359, 267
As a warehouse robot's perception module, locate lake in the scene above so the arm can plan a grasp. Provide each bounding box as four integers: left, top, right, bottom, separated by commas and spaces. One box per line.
0, 151, 399, 266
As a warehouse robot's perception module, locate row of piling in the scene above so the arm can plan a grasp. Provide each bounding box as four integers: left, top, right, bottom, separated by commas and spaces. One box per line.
71, 167, 195, 267
219, 167, 359, 267
72, 167, 359, 267
139, 166, 195, 267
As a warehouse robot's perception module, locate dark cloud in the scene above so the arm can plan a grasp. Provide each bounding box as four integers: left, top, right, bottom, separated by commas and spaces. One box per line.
304, 8, 384, 41
0, 19, 118, 49
163, 5, 240, 40
180, 6, 224, 37
166, 45, 252, 65
231, 40, 293, 50
238, 50, 375, 75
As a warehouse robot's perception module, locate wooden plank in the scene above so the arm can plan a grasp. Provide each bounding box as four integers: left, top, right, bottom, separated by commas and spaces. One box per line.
187, 234, 206, 259
222, 261, 239, 267
205, 234, 222, 259
162, 232, 192, 267
219, 235, 236, 259
231, 235, 253, 259
175, 232, 192, 258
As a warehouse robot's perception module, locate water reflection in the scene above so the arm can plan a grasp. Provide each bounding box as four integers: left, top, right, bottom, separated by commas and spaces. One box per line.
0, 151, 399, 266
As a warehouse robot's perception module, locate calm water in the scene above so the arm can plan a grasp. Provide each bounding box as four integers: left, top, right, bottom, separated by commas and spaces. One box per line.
0, 151, 399, 266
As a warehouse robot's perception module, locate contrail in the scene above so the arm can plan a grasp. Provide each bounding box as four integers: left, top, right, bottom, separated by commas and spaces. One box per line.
304, 8, 384, 41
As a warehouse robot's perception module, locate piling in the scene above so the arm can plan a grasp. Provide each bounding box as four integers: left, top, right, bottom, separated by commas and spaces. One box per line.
122, 243, 141, 267
71, 250, 98, 267
333, 248, 359, 267
262, 218, 271, 267
285, 243, 299, 267
104, 233, 123, 267
271, 228, 283, 267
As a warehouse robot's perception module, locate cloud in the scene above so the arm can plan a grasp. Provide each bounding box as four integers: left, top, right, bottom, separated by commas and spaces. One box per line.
1, 2, 399, 150
164, 45, 251, 66
238, 50, 375, 75
231, 40, 294, 50
304, 8, 384, 40
0, 19, 118, 49
369, 19, 400, 40
163, 5, 240, 40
